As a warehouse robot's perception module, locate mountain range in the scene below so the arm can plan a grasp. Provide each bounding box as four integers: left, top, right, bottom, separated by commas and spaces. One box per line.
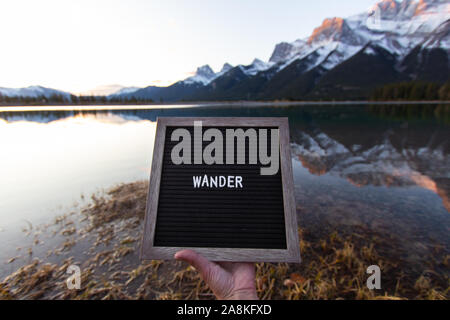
122, 0, 449, 102
1, 0, 449, 102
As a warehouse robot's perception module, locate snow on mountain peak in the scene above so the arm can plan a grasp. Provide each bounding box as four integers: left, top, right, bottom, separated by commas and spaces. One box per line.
268, 0, 449, 73
183, 63, 237, 86
183, 59, 275, 85
307, 17, 366, 47
368, 0, 449, 24
269, 42, 298, 63
365, 0, 449, 38
196, 65, 215, 78
220, 63, 233, 73
308, 18, 345, 44
239, 58, 273, 76
251, 58, 266, 69
183, 64, 217, 85
372, 0, 401, 19
369, 0, 420, 21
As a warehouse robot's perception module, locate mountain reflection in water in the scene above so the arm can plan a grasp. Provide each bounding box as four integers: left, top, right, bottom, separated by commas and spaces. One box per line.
287, 109, 449, 274
291, 125, 449, 212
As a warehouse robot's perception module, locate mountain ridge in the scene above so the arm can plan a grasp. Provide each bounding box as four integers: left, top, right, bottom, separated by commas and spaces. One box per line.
121, 0, 449, 101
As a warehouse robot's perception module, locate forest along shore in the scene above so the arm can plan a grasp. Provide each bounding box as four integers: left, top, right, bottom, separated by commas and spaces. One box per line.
0, 181, 448, 300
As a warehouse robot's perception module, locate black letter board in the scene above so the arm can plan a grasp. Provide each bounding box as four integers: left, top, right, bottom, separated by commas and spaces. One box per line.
141, 118, 300, 263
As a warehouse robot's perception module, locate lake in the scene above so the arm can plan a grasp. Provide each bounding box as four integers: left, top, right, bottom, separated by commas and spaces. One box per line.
0, 103, 449, 291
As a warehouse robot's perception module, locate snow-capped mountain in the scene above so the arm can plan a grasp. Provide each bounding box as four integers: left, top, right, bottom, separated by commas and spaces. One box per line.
183, 65, 216, 85
119, 0, 449, 102
183, 63, 236, 85
181, 58, 274, 86
269, 0, 449, 72
220, 63, 233, 74
0, 86, 71, 99
239, 59, 274, 76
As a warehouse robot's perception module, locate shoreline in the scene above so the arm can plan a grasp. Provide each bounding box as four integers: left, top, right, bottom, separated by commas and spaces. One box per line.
0, 100, 449, 113
1, 181, 448, 300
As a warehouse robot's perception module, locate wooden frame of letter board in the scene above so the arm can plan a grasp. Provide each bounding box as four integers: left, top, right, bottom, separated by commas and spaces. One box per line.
140, 117, 301, 263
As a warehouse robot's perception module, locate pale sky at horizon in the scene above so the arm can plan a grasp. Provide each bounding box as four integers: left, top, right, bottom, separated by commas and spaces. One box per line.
0, 0, 377, 93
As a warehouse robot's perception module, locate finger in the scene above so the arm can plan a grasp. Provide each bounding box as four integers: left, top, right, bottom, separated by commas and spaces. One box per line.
174, 250, 216, 279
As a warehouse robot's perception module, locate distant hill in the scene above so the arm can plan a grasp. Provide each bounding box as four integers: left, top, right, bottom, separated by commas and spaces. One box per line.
0, 86, 71, 99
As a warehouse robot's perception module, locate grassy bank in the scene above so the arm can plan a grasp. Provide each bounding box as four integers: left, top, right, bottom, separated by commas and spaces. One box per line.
1, 181, 448, 300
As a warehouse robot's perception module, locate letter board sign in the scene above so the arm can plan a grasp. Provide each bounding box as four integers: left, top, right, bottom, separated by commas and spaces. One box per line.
141, 117, 300, 263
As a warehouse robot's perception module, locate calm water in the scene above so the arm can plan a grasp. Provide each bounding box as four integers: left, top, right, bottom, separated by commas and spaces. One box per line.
0, 104, 449, 278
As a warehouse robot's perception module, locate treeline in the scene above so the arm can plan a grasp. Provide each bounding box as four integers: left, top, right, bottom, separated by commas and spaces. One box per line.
0, 93, 154, 105
368, 103, 449, 124
370, 81, 450, 101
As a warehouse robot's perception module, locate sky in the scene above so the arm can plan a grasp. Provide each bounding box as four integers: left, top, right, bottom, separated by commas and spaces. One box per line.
0, 0, 377, 94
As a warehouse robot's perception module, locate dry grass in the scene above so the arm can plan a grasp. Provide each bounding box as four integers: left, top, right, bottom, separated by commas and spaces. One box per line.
1, 181, 448, 300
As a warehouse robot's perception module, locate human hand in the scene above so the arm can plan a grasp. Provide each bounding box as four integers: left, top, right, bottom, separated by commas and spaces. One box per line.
174, 250, 258, 300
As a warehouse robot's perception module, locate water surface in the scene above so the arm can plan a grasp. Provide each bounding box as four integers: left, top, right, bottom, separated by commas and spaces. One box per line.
0, 103, 448, 281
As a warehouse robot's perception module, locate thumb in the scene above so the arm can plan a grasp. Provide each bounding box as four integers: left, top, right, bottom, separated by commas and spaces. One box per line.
174, 250, 216, 281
